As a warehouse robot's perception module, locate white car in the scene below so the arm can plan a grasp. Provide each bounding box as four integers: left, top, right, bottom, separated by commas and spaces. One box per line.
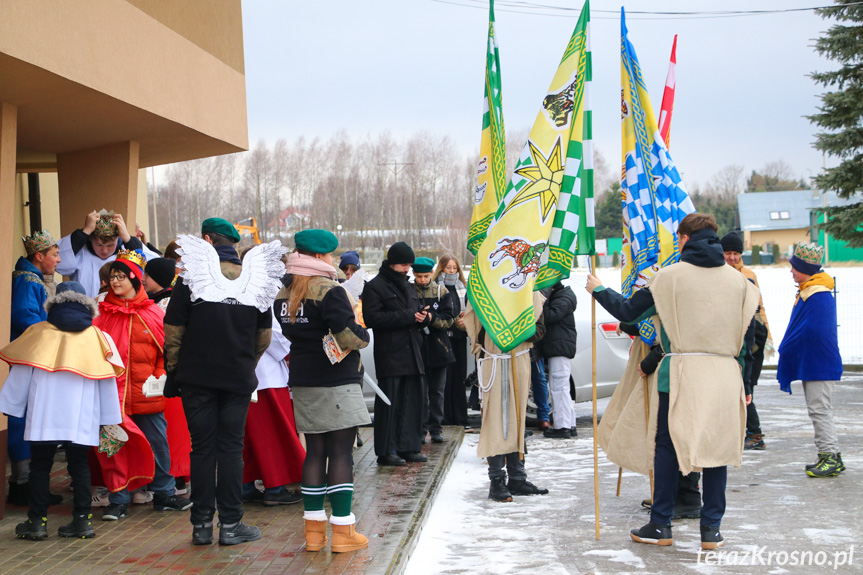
359, 290, 632, 420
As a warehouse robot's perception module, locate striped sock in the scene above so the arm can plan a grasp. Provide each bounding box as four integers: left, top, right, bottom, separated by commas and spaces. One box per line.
326, 483, 354, 518
301, 484, 327, 512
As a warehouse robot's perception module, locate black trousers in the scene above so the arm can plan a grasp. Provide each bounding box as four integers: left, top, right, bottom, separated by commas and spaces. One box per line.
651, 392, 727, 527
374, 375, 424, 456
423, 366, 448, 435
182, 384, 251, 525
29, 442, 90, 520
442, 340, 468, 426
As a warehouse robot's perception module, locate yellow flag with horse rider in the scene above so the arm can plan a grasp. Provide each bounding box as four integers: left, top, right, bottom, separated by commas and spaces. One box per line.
468, 1, 592, 352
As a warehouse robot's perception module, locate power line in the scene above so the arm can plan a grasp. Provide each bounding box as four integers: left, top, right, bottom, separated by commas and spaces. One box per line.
426, 0, 863, 20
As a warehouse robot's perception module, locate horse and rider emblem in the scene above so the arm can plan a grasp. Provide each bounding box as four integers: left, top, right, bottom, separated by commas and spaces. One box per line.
489, 238, 547, 290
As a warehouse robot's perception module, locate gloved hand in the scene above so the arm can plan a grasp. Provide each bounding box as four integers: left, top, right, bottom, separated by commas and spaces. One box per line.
163, 372, 181, 398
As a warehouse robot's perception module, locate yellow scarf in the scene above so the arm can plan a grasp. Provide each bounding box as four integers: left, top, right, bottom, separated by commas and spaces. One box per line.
796, 272, 834, 305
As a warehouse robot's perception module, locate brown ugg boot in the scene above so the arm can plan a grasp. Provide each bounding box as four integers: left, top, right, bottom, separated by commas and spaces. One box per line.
331, 523, 368, 553
304, 519, 328, 552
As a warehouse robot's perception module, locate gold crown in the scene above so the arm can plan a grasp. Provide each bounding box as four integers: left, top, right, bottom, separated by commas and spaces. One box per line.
22, 230, 56, 256
115, 249, 147, 272
94, 209, 118, 238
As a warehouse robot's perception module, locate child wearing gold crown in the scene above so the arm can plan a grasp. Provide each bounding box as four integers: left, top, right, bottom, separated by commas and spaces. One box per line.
56, 210, 158, 298
8, 230, 63, 507
91, 249, 192, 520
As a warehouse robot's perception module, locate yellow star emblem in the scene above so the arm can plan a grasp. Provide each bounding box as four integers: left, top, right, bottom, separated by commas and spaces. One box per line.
500, 138, 562, 224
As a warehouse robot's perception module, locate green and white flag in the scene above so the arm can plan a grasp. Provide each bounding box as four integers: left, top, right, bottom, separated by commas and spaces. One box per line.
534, 2, 594, 289
467, 0, 506, 257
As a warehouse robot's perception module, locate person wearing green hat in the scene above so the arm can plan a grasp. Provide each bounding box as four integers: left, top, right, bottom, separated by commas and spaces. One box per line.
163, 218, 283, 546
412, 257, 456, 444
275, 228, 371, 553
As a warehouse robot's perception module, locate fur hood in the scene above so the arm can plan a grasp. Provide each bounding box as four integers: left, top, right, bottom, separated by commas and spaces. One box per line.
44, 290, 99, 318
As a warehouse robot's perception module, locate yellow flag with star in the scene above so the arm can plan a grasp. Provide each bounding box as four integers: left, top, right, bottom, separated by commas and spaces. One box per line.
468, 1, 591, 352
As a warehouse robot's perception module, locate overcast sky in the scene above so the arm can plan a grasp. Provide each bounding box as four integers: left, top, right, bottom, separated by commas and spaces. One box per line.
241, 0, 838, 188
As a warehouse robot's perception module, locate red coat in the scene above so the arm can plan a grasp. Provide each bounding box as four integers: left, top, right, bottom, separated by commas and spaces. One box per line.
95, 289, 166, 415
92, 286, 190, 489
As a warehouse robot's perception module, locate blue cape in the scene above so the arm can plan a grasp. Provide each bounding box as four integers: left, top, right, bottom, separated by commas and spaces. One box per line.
777, 291, 842, 393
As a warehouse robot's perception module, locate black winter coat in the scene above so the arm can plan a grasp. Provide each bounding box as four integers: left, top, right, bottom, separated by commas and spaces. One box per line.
361, 263, 426, 378
414, 282, 456, 369
538, 283, 577, 359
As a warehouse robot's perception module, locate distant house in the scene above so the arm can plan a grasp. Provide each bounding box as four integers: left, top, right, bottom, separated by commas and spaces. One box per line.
274, 207, 311, 230
737, 190, 863, 262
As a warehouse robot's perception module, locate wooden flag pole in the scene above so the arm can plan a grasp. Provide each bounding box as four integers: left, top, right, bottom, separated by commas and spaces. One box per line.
590, 255, 600, 540
510, 350, 522, 460
616, 467, 623, 497
643, 374, 654, 501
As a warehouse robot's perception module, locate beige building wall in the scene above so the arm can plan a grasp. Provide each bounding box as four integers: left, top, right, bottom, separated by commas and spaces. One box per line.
744, 228, 812, 255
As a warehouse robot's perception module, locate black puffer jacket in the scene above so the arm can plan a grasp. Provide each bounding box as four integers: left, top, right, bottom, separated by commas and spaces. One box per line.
537, 282, 577, 359
361, 262, 426, 378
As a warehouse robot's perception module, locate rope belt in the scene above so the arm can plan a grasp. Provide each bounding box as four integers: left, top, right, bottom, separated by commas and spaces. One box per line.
477, 347, 530, 395
664, 352, 735, 358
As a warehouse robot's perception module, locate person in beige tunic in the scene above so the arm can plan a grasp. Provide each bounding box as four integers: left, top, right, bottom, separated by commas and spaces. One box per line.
587, 213, 759, 550
463, 291, 549, 502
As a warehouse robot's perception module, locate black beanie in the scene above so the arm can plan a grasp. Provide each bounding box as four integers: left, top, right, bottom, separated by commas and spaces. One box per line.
387, 242, 416, 265
720, 232, 744, 254
145, 257, 176, 289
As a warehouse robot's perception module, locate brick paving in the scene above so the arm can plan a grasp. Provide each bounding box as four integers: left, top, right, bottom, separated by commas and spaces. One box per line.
0, 426, 463, 575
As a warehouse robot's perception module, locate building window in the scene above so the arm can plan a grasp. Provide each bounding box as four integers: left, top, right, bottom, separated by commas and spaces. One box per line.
769, 211, 790, 220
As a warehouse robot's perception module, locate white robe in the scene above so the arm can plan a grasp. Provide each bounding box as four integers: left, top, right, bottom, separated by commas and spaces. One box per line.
0, 365, 123, 446
254, 312, 291, 392
56, 234, 161, 298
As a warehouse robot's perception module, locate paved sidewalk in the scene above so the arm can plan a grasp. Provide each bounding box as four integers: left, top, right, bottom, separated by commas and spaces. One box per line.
0, 425, 463, 575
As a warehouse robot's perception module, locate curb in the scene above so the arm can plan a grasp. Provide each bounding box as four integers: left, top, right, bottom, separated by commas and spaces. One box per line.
386, 426, 465, 575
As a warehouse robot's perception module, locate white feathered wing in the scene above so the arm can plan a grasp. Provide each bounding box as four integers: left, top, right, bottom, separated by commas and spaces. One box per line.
176, 235, 288, 312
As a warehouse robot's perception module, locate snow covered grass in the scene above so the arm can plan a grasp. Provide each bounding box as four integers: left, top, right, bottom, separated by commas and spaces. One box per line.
565, 265, 863, 365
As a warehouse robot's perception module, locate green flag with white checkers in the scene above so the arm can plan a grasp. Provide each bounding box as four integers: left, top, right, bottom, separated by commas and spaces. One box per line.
534, 2, 595, 289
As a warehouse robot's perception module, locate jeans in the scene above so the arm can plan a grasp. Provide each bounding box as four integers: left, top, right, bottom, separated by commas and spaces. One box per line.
651, 392, 727, 527
531, 359, 550, 423
802, 380, 840, 453
29, 442, 91, 520
109, 412, 175, 505
547, 356, 575, 429
487, 452, 527, 482
182, 384, 251, 525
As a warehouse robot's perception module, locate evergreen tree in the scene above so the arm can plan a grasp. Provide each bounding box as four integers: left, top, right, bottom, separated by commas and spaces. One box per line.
808, 0, 863, 246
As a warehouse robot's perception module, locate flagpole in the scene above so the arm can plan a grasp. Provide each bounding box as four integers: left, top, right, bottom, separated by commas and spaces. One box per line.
510, 350, 522, 460
590, 255, 600, 540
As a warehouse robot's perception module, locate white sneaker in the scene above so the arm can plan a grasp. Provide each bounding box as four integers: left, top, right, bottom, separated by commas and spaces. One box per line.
132, 489, 153, 504
91, 487, 110, 507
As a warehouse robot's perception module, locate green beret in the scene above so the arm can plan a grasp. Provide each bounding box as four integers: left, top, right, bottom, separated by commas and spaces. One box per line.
412, 257, 435, 273
201, 217, 240, 243
295, 228, 339, 254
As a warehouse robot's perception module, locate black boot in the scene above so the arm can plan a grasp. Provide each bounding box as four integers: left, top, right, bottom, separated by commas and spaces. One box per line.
16, 517, 48, 541
58, 513, 96, 539
630, 522, 672, 546
7, 482, 29, 507
700, 524, 725, 549
507, 479, 549, 496
488, 477, 513, 502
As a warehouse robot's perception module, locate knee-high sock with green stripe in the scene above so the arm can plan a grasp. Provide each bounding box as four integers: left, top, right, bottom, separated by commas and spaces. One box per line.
301, 484, 327, 512
326, 483, 353, 518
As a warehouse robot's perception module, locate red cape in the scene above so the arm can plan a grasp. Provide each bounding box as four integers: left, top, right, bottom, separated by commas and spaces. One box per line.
243, 387, 306, 487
